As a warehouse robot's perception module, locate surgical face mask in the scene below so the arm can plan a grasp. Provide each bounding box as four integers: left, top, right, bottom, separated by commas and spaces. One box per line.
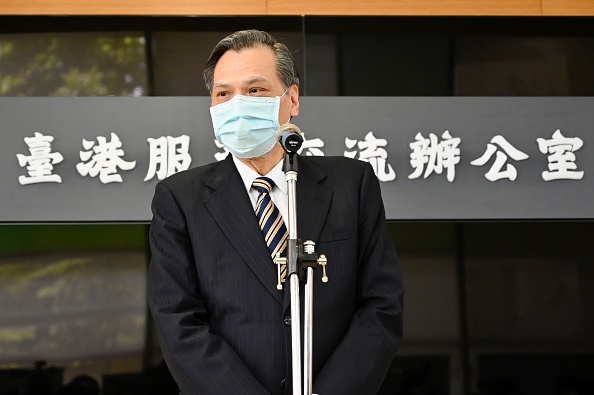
210, 91, 287, 159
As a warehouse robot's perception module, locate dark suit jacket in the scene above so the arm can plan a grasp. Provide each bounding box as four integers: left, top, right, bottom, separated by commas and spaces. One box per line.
147, 154, 403, 395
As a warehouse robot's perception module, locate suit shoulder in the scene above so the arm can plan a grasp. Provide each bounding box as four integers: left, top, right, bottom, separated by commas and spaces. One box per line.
302, 155, 367, 171
301, 155, 370, 178
156, 161, 221, 191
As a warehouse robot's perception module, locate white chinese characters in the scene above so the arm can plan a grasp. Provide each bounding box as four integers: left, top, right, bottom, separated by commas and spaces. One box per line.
77, 132, 137, 183
213, 132, 327, 161
16, 132, 64, 185
15, 128, 586, 186
145, 135, 192, 181
214, 139, 229, 161
408, 131, 461, 182
537, 129, 584, 181
471, 136, 529, 181
298, 133, 325, 157
345, 131, 396, 182
16, 132, 191, 185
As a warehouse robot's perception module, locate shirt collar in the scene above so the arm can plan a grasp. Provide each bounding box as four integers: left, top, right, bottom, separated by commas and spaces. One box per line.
232, 155, 286, 195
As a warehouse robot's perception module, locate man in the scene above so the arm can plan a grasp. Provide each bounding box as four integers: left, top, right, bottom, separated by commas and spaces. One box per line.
147, 29, 403, 395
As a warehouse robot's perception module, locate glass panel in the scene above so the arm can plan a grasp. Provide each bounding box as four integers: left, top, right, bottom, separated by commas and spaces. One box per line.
464, 221, 594, 393
454, 36, 594, 96
0, 225, 148, 389
150, 30, 305, 97
0, 32, 148, 97
337, 34, 452, 96
389, 222, 462, 393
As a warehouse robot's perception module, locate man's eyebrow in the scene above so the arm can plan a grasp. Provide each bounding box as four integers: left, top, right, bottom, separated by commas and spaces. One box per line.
244, 76, 270, 85
213, 77, 271, 90
212, 82, 232, 90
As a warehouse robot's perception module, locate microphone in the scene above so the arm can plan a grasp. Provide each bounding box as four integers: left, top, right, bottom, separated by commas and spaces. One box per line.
277, 123, 303, 154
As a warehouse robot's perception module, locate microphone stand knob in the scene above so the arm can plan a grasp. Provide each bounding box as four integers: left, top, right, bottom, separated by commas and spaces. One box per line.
274, 254, 287, 290
319, 254, 328, 283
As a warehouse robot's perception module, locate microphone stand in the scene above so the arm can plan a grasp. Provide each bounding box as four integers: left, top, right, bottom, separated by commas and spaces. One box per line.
284, 151, 303, 395
275, 126, 329, 395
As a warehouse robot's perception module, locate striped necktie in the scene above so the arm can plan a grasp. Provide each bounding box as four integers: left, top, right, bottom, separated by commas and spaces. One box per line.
252, 177, 288, 281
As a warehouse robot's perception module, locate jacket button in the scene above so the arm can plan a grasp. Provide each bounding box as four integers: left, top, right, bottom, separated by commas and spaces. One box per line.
284, 316, 291, 326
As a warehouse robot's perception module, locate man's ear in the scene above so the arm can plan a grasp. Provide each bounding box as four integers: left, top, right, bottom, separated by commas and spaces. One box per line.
289, 84, 300, 117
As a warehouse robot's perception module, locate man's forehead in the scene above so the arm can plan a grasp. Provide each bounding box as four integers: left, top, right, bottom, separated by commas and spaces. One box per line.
215, 46, 275, 67
213, 47, 279, 87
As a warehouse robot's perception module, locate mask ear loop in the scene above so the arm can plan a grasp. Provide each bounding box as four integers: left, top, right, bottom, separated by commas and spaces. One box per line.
279, 87, 290, 99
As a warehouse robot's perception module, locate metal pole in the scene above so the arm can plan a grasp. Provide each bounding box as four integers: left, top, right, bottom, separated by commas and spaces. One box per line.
286, 170, 302, 395
281, 141, 326, 395
303, 267, 314, 395
290, 274, 302, 395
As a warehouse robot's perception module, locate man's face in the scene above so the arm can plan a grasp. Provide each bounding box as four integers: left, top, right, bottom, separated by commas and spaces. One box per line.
211, 45, 299, 125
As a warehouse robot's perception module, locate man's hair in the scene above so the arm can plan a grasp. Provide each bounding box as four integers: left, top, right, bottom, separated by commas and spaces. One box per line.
203, 29, 300, 94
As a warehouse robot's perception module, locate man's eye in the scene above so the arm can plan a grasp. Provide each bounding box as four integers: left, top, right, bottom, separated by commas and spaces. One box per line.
249, 88, 263, 94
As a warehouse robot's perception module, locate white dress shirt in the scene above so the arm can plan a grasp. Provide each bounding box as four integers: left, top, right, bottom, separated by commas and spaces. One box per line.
232, 155, 288, 225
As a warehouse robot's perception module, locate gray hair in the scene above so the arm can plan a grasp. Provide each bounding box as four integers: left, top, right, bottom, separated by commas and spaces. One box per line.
203, 29, 300, 94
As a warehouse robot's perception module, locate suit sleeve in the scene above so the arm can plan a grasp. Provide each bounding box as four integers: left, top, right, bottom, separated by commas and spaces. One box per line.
147, 181, 270, 395
313, 163, 404, 395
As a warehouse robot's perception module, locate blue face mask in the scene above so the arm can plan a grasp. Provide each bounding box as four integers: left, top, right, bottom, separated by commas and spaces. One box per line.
210, 91, 287, 159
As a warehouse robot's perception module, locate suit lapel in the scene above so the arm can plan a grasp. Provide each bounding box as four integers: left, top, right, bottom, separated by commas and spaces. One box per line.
204, 156, 284, 305
295, 158, 333, 244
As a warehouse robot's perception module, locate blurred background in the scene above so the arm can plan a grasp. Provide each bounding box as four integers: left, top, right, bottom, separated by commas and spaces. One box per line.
1, 14, 593, 395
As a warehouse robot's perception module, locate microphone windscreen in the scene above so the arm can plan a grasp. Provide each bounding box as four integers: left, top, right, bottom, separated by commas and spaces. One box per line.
276, 123, 302, 138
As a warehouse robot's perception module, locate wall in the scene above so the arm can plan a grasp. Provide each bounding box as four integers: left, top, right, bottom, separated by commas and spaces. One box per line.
0, 0, 594, 16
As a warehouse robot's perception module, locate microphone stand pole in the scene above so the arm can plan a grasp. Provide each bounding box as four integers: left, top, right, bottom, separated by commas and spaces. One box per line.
278, 150, 329, 395
275, 124, 328, 395
284, 151, 302, 395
